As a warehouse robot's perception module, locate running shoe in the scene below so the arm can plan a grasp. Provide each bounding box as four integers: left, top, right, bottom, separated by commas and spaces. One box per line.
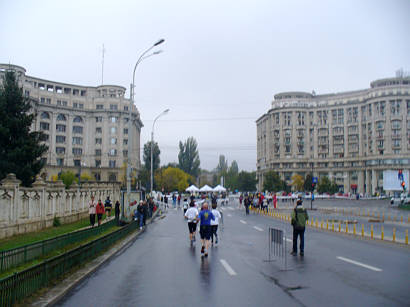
201, 246, 205, 253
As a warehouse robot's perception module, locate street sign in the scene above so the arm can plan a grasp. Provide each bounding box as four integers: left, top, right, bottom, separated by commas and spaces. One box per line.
313, 177, 318, 183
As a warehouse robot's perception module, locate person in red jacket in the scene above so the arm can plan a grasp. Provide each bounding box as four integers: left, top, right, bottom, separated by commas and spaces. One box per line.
96, 199, 105, 226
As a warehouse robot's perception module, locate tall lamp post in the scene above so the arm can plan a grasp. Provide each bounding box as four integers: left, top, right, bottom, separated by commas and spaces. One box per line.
124, 38, 165, 221
151, 109, 170, 194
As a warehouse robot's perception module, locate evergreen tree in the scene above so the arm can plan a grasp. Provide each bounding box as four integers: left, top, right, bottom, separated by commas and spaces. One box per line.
263, 170, 285, 192
178, 136, 200, 177
143, 141, 160, 172
0, 70, 48, 186
237, 171, 257, 192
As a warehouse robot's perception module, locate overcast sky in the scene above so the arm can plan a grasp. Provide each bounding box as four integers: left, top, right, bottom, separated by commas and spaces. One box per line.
1, 0, 410, 171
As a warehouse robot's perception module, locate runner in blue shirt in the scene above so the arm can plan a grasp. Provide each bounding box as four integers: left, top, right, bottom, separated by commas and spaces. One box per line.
197, 202, 215, 257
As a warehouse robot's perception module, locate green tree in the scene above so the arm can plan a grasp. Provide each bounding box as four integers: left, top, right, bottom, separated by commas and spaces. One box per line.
263, 171, 285, 192
329, 181, 339, 194
237, 171, 257, 192
317, 176, 331, 194
216, 155, 228, 174
304, 174, 313, 192
143, 141, 160, 172
229, 160, 239, 176
137, 168, 150, 190
178, 136, 200, 177
0, 70, 48, 186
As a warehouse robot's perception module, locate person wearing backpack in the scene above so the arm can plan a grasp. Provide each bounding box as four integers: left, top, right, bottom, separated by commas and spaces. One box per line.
290, 198, 309, 256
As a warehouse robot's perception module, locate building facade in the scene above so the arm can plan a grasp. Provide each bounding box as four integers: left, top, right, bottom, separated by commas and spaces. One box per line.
0, 64, 143, 183
256, 76, 410, 195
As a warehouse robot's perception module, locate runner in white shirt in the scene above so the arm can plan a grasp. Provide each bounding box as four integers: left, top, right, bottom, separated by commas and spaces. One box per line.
184, 201, 199, 244
211, 203, 222, 245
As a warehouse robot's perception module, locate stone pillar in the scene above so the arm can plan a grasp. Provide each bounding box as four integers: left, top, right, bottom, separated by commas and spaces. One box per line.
32, 175, 47, 220
358, 170, 364, 195
0, 173, 21, 225
371, 169, 377, 196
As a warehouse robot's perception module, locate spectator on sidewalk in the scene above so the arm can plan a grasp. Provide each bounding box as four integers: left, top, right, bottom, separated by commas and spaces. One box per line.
88, 195, 97, 227
148, 198, 154, 217
115, 200, 121, 225
143, 200, 149, 226
104, 196, 112, 217
137, 200, 145, 230
291, 198, 309, 256
96, 199, 105, 226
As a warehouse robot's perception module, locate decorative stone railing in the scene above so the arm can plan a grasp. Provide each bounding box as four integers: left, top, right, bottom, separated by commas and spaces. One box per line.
0, 174, 121, 239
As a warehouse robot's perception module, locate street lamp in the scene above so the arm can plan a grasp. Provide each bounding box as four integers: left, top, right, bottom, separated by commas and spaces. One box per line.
151, 109, 170, 194
125, 39, 165, 221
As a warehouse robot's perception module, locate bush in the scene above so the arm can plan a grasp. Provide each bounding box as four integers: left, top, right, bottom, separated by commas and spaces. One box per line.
53, 216, 61, 227
59, 171, 78, 189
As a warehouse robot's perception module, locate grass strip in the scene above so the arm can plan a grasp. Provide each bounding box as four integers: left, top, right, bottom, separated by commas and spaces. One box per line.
0, 215, 112, 251
0, 223, 120, 280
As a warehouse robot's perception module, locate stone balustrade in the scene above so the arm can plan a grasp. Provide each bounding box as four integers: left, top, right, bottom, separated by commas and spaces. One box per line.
0, 174, 121, 239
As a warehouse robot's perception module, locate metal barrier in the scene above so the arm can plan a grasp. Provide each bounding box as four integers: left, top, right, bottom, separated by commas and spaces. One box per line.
268, 227, 288, 270
0, 220, 138, 307
0, 219, 116, 273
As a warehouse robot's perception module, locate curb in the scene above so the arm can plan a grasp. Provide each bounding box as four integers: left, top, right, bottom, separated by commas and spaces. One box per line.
29, 210, 163, 307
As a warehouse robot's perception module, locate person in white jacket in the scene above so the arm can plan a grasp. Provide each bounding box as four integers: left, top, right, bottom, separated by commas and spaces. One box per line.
184, 201, 199, 243
211, 203, 222, 245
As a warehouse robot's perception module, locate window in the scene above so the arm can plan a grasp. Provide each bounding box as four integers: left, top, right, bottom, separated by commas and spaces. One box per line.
390, 100, 401, 116
123, 139, 128, 145
110, 138, 117, 145
40, 122, 49, 130
124, 106, 128, 111
282, 112, 292, 126
56, 147, 65, 154
95, 149, 101, 156
41, 112, 50, 119
123, 128, 128, 135
109, 149, 117, 156
96, 104, 104, 110
74, 159, 81, 166
46, 98, 51, 104
95, 160, 101, 167
72, 148, 82, 155
56, 124, 66, 132
297, 112, 305, 126
73, 102, 78, 108
109, 116, 118, 123
96, 116, 103, 122
56, 135, 66, 143
110, 127, 117, 134
41, 97, 45, 103
79, 103, 84, 109
109, 160, 116, 168
73, 116, 83, 123
123, 150, 128, 157
96, 127, 102, 133
95, 138, 102, 145
40, 134, 49, 142
73, 126, 83, 134
110, 104, 118, 110
57, 158, 64, 166
57, 114, 66, 121
72, 137, 83, 145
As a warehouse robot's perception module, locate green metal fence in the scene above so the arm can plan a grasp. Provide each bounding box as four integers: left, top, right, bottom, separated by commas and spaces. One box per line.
0, 219, 116, 273
0, 220, 138, 307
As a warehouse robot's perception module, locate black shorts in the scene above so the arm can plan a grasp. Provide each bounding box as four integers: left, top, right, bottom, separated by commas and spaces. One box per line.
97, 213, 103, 221
200, 225, 212, 240
188, 222, 197, 233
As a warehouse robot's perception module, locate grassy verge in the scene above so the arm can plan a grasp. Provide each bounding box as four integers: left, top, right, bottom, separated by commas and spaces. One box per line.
398, 204, 410, 210
0, 223, 120, 280
0, 215, 110, 251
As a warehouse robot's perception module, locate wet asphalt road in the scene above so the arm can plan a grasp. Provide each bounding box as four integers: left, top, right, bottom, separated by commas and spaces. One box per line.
55, 202, 410, 307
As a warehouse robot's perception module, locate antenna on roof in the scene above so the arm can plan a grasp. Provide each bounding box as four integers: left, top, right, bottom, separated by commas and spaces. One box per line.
101, 44, 106, 84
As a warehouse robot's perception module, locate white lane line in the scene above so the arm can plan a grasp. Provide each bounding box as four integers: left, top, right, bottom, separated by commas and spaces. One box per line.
285, 238, 292, 243
240, 220, 247, 224
227, 214, 232, 217
337, 256, 382, 272
253, 226, 263, 232
220, 259, 237, 276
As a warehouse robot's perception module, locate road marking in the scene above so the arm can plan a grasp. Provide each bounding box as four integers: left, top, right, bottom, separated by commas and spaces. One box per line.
253, 226, 263, 232
285, 238, 292, 243
240, 220, 247, 224
220, 259, 237, 276
337, 256, 382, 272
227, 214, 232, 217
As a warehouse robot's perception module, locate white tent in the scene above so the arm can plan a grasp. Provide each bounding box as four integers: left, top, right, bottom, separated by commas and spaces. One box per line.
186, 185, 199, 192
199, 184, 213, 192
213, 185, 227, 192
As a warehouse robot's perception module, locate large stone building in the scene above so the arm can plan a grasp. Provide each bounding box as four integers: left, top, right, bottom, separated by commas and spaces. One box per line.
0, 64, 143, 183
256, 76, 410, 195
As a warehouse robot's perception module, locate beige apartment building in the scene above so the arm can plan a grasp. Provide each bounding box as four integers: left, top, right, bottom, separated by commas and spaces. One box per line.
256, 76, 410, 195
0, 64, 143, 183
